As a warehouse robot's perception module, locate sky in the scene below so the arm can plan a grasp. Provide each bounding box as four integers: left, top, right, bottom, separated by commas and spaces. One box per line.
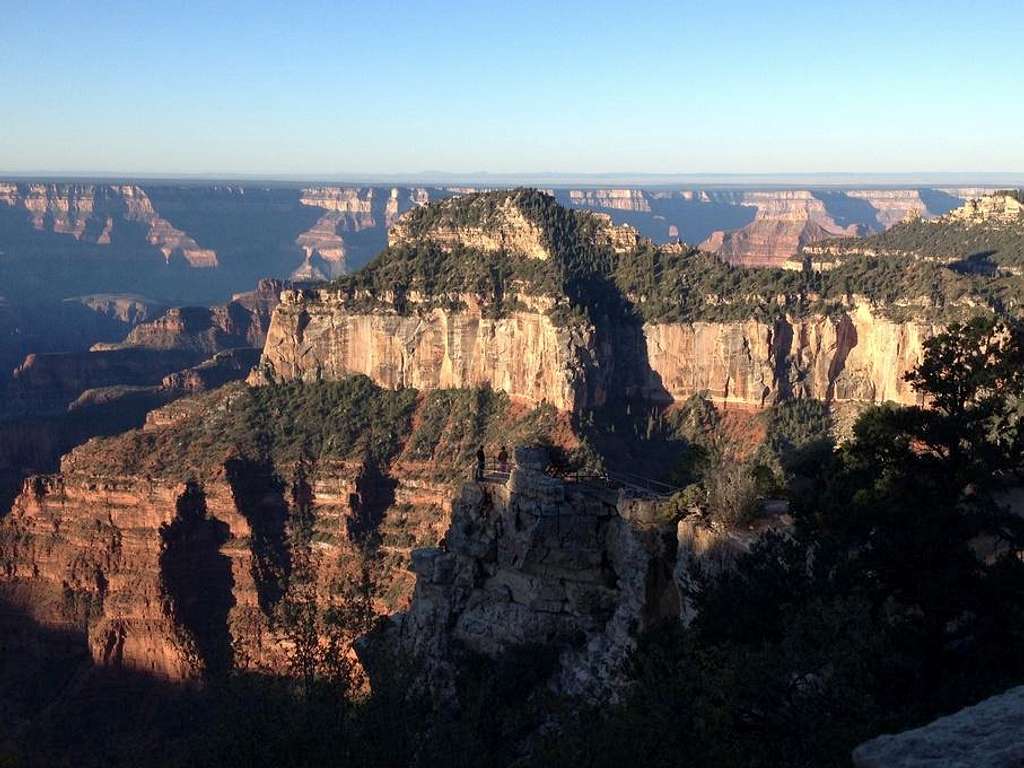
1, 0, 1023, 178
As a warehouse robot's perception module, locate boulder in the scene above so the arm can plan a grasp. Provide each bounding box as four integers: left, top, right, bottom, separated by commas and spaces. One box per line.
853, 686, 1024, 768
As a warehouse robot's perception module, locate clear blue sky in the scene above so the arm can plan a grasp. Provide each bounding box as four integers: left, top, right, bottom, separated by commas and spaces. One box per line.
1, 0, 1022, 176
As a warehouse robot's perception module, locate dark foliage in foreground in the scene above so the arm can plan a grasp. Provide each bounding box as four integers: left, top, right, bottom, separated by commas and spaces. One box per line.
535, 316, 1024, 767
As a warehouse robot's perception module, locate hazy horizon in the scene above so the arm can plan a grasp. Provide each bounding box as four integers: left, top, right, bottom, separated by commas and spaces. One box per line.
3, 0, 1023, 177
2, 170, 1023, 190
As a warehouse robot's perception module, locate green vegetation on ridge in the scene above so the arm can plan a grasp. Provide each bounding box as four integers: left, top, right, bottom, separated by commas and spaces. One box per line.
70, 377, 576, 482
91, 378, 419, 479
828, 215, 1024, 267
323, 189, 1024, 327
326, 189, 615, 321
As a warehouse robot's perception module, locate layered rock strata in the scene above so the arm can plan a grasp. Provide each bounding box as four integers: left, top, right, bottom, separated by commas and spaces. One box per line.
0, 183, 217, 266
846, 189, 930, 228
295, 186, 436, 276
0, 435, 453, 680
558, 187, 983, 266
158, 348, 262, 394
5, 348, 205, 416
700, 191, 863, 268
0, 182, 997, 306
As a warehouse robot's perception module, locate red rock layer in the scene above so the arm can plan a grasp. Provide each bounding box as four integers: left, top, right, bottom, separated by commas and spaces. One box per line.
0, 449, 454, 680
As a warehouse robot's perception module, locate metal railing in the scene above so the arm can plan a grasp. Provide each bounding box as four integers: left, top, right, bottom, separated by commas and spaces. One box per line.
470, 457, 679, 501
465, 459, 512, 483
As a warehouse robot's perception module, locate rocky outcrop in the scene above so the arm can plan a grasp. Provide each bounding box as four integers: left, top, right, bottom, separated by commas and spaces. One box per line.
84, 280, 281, 358
592, 212, 644, 253
159, 348, 262, 394
109, 305, 260, 353
72, 294, 165, 326
945, 192, 1024, 225
100, 280, 282, 355
396, 447, 680, 699
389, 193, 553, 260
853, 685, 1024, 767
253, 289, 599, 411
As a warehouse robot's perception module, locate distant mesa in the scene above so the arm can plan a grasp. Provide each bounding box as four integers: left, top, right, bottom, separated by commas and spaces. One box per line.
0, 180, 1002, 312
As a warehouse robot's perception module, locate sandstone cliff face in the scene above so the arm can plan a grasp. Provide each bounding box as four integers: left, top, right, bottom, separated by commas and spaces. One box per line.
293, 213, 349, 278
256, 285, 934, 411
295, 187, 383, 278
254, 289, 597, 411
0, 375, 572, 682
642, 303, 935, 408
566, 188, 650, 212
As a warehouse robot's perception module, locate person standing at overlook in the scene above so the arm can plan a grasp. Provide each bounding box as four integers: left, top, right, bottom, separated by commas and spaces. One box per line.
475, 446, 485, 481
